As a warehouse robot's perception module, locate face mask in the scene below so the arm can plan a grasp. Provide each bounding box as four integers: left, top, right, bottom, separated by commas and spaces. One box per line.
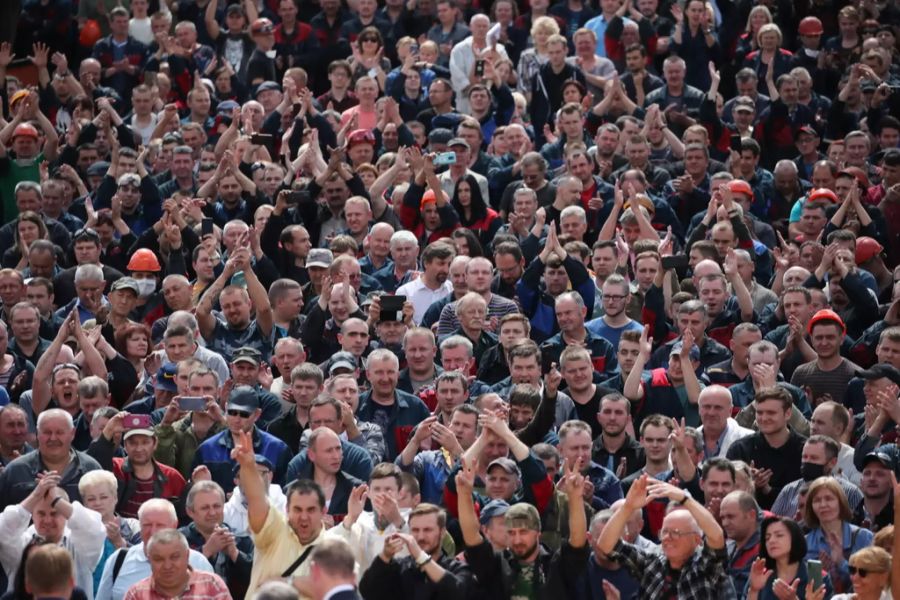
135, 279, 157, 298
800, 461, 826, 482
265, 50, 277, 59
804, 48, 820, 58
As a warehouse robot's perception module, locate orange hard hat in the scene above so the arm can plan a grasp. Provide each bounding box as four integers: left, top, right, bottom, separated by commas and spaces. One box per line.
80, 19, 102, 48
127, 248, 162, 272
727, 179, 754, 199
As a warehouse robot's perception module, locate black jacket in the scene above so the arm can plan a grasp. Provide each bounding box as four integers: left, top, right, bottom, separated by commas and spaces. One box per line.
359, 553, 476, 600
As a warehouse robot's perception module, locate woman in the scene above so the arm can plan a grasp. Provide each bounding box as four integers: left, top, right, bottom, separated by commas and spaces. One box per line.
451, 174, 501, 248
747, 516, 833, 600
832, 546, 892, 600
517, 16, 559, 99
732, 5, 772, 64
670, 0, 721, 90
95, 322, 152, 407
2, 211, 51, 270
805, 477, 875, 594
561, 79, 587, 106
743, 23, 794, 95
824, 6, 863, 74
1, 539, 89, 600
78, 470, 140, 596
451, 228, 485, 258
349, 27, 391, 90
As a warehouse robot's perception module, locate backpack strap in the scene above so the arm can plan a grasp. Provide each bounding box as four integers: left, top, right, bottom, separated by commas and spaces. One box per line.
112, 548, 128, 583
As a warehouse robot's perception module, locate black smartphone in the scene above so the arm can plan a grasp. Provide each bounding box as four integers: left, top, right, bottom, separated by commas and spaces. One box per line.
201, 217, 214, 236
541, 350, 555, 376
474, 60, 485, 77
730, 133, 742, 152
379, 294, 406, 322
661, 255, 689, 270
250, 133, 274, 145
288, 190, 310, 204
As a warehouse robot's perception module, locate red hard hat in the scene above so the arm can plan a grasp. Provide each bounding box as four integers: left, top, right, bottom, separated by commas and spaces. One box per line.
127, 248, 162, 272
807, 188, 839, 203
12, 123, 39, 140
79, 19, 102, 47
798, 17, 824, 37
807, 309, 846, 336
727, 179, 754, 199
856, 237, 884, 265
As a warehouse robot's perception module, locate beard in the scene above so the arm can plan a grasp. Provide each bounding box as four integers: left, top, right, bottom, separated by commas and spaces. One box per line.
510, 540, 538, 561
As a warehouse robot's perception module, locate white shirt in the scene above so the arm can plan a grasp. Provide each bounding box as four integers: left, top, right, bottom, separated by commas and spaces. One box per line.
329, 509, 411, 573
837, 442, 862, 485
396, 277, 453, 324
224, 483, 288, 537
448, 36, 509, 114
94, 542, 214, 600
0, 502, 106, 599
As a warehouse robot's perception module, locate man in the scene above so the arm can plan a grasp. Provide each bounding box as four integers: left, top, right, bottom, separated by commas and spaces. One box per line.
180, 480, 253, 599
197, 247, 274, 363
644, 55, 705, 136
696, 386, 753, 460
224, 347, 282, 428
587, 274, 644, 355
597, 474, 728, 599
648, 300, 731, 370
24, 545, 77, 600
437, 257, 518, 338
770, 434, 862, 518
809, 401, 860, 485
726, 386, 806, 509
396, 242, 455, 324
359, 503, 474, 599
580, 509, 641, 599
193, 386, 292, 493
87, 414, 187, 519
791, 309, 861, 406
7, 302, 50, 366
558, 346, 619, 437
373, 231, 419, 295
0, 405, 31, 465
448, 14, 509, 113
854, 452, 895, 532
356, 349, 432, 460
267, 363, 323, 453
292, 427, 364, 520
438, 138, 490, 203
731, 341, 812, 432
719, 490, 761, 596
706, 323, 763, 389
542, 293, 617, 382
456, 454, 589, 598
95, 499, 214, 600
557, 420, 623, 511
123, 529, 231, 600
397, 328, 440, 396
92, 6, 147, 102
592, 393, 645, 479
0, 473, 105, 597
0, 409, 101, 508
301, 538, 361, 600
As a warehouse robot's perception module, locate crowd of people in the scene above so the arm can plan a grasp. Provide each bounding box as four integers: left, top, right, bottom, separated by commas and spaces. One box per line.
0, 0, 898, 598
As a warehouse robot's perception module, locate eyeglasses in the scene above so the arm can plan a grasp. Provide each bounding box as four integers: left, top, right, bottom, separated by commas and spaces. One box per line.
227, 409, 252, 418
603, 294, 627, 302
659, 528, 696, 540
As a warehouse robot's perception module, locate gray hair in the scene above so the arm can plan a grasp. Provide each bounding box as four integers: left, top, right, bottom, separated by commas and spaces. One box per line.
37, 408, 74, 431
138, 499, 178, 524
186, 480, 226, 510
512, 187, 538, 203
77, 375, 108, 399
251, 582, 300, 600
440, 335, 473, 357
560, 205, 586, 223
167, 310, 199, 333
146, 529, 189, 554
390, 230, 418, 248
91, 406, 119, 426
366, 348, 400, 369
14, 181, 42, 199
555, 291, 585, 310
774, 160, 798, 175
74, 263, 104, 284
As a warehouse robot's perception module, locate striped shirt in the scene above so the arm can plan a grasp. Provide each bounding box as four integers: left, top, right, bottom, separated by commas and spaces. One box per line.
123, 570, 231, 600
437, 294, 519, 337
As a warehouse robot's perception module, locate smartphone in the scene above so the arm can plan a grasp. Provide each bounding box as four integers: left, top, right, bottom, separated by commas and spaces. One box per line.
178, 396, 207, 411
409, 43, 419, 55
661, 255, 689, 270
541, 350, 556, 376
124, 414, 152, 430
379, 294, 406, 322
433, 151, 457, 166
730, 133, 742, 153
201, 217, 214, 237
474, 60, 485, 77
288, 190, 310, 204
250, 133, 273, 146
807, 559, 823, 591
231, 270, 247, 288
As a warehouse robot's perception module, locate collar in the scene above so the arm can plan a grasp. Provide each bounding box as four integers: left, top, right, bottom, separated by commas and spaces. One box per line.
323, 584, 356, 600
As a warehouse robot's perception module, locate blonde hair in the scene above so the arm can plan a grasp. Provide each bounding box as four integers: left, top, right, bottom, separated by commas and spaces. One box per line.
804, 478, 853, 528
78, 470, 118, 497
531, 16, 560, 38
848, 546, 891, 582
757, 23, 783, 47
744, 5, 772, 33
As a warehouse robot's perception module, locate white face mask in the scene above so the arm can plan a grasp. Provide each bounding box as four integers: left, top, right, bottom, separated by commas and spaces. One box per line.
135, 278, 157, 298
265, 50, 277, 59
804, 48, 820, 58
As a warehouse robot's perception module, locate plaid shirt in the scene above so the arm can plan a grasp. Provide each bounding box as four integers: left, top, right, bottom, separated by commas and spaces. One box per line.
123, 569, 231, 600
610, 539, 728, 600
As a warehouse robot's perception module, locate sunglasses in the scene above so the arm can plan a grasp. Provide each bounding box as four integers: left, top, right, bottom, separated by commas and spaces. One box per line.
227, 409, 252, 418
849, 566, 883, 577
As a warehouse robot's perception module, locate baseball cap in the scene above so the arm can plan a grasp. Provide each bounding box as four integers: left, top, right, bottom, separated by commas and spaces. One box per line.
855, 237, 884, 265
487, 457, 522, 479
347, 129, 376, 148
110, 277, 140, 294
86, 161, 111, 177
232, 454, 275, 476
255, 81, 281, 97
431, 113, 464, 132
794, 125, 820, 141
12, 123, 39, 140
428, 127, 453, 146
307, 248, 333, 269
505, 503, 541, 531
250, 18, 274, 34
328, 351, 358, 375
217, 100, 240, 115
232, 346, 262, 366
156, 362, 179, 392
856, 364, 900, 387
862, 452, 894, 470
227, 385, 260, 412
733, 96, 755, 113
447, 137, 470, 150
807, 308, 846, 336
798, 16, 824, 36
122, 416, 155, 441
670, 341, 700, 362
479, 499, 510, 525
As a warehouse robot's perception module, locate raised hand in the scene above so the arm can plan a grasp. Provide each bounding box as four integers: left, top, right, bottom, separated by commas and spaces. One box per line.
748, 557, 771, 592
638, 327, 653, 360
347, 483, 369, 525
229, 430, 255, 466
28, 42, 49, 70
455, 456, 478, 494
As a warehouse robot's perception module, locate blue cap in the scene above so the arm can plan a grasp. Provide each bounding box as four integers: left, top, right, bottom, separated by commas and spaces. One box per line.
479, 499, 510, 525
233, 453, 274, 476
155, 362, 178, 392
670, 341, 700, 362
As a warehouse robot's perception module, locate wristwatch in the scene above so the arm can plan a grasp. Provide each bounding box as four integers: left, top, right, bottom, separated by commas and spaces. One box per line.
676, 490, 692, 505
416, 555, 432, 569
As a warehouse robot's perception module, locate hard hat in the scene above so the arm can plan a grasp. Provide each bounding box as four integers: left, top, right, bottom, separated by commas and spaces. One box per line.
127, 248, 162, 272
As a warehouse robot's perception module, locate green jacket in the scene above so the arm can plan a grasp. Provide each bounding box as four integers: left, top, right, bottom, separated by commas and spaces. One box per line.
154, 416, 225, 479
